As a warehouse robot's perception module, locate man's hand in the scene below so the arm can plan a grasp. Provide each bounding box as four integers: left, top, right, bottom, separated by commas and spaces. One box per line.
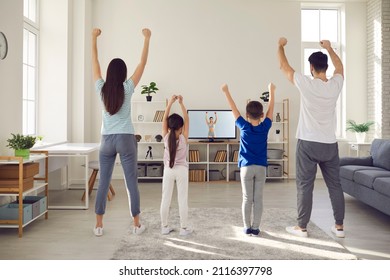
320, 40, 331, 50
278, 37, 287, 47
142, 28, 151, 39
92, 28, 101, 38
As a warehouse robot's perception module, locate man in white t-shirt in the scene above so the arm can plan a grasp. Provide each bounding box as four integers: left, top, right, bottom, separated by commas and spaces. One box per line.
277, 38, 346, 238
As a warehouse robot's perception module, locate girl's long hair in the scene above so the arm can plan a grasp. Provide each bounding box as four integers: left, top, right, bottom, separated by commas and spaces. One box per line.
167, 113, 184, 168
101, 58, 127, 115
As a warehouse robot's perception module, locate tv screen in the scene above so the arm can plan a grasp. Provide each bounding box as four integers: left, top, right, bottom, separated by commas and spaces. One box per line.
187, 110, 237, 141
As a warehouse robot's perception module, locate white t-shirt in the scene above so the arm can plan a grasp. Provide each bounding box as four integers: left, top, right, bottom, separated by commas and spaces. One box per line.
294, 72, 344, 144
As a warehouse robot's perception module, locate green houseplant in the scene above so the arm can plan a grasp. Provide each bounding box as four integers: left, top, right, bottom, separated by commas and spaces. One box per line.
6, 133, 36, 158
141, 81, 159, 102
346, 120, 375, 143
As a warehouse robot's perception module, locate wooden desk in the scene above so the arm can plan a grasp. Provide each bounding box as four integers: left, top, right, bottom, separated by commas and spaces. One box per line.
32, 143, 99, 210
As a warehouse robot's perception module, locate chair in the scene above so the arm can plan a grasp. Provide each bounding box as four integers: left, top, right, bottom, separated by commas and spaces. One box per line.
81, 161, 116, 201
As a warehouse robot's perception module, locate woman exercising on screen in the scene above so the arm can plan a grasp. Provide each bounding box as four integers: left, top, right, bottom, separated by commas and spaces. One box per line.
205, 112, 218, 139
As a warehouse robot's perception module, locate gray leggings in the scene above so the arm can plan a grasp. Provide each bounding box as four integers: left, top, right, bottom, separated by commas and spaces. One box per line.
95, 134, 140, 217
240, 165, 266, 229
296, 139, 345, 228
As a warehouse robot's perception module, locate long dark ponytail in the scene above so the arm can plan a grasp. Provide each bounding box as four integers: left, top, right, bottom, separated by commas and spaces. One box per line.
101, 58, 127, 115
167, 113, 184, 168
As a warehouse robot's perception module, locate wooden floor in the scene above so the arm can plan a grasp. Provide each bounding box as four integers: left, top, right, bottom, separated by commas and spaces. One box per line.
0, 179, 389, 260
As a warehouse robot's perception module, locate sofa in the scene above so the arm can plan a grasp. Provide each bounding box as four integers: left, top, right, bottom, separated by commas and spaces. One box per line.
339, 139, 390, 216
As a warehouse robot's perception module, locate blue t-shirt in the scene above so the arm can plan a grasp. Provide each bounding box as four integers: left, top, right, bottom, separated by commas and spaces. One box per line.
95, 78, 135, 135
236, 116, 272, 168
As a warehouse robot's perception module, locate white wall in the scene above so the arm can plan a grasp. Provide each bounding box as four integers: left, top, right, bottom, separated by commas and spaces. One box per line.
0, 0, 23, 156
0, 0, 23, 204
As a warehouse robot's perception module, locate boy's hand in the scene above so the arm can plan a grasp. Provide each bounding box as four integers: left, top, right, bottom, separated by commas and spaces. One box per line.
320, 40, 331, 50
142, 28, 151, 38
268, 83, 276, 93
221, 84, 229, 93
278, 37, 287, 47
92, 28, 101, 37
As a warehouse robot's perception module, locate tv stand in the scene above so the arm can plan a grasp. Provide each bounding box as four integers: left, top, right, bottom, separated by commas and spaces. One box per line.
198, 139, 224, 143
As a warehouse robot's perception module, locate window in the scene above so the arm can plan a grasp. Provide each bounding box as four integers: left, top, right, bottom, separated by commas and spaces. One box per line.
301, 7, 344, 138
23, 0, 39, 135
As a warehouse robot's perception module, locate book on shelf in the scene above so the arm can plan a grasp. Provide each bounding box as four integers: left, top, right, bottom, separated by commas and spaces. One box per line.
189, 150, 200, 162
231, 150, 239, 162
153, 110, 165, 122
214, 150, 227, 162
189, 169, 206, 182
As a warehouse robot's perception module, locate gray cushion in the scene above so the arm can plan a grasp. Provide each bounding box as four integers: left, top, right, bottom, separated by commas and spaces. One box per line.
339, 156, 373, 167
339, 165, 382, 181
370, 139, 390, 170
373, 177, 390, 198
354, 169, 390, 189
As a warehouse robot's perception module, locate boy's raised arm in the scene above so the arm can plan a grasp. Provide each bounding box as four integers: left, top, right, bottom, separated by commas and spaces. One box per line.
265, 83, 275, 121
221, 84, 240, 120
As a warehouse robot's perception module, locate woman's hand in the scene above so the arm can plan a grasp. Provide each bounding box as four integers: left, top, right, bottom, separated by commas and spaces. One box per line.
142, 28, 151, 39
92, 28, 101, 38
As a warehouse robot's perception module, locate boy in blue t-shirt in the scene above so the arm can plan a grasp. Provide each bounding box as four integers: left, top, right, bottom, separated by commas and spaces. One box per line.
221, 83, 275, 236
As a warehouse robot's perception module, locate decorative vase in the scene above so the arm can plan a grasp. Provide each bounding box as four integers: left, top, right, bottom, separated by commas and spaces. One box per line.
276, 113, 281, 122
355, 132, 366, 143
15, 149, 30, 158
146, 95, 152, 102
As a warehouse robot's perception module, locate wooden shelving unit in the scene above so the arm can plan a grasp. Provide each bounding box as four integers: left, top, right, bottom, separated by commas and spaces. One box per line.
0, 151, 48, 237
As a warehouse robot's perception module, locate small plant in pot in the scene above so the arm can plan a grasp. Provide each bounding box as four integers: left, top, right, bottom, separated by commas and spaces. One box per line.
346, 120, 375, 143
6, 133, 36, 158
141, 81, 159, 102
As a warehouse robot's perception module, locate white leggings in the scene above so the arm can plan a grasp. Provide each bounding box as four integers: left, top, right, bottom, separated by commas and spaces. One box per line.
160, 165, 189, 229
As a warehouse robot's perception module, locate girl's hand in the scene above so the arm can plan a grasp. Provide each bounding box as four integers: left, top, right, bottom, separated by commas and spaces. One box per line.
178, 95, 183, 104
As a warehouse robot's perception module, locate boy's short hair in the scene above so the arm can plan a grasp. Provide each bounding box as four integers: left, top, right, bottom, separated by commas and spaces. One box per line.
308, 51, 328, 73
246, 101, 263, 120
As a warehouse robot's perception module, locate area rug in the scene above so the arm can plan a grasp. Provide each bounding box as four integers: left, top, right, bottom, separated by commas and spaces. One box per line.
112, 208, 357, 260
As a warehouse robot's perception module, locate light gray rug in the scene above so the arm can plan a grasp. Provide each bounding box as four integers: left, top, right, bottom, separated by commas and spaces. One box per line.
112, 208, 357, 260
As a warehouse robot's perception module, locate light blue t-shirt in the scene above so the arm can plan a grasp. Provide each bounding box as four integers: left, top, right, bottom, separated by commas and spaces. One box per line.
236, 116, 272, 168
95, 78, 135, 135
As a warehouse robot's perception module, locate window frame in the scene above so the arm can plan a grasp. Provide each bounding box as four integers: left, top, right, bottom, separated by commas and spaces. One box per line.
23, 0, 39, 136
301, 5, 345, 139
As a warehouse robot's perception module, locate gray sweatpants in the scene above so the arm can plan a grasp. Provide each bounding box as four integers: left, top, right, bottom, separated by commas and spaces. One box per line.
240, 165, 266, 229
296, 139, 345, 228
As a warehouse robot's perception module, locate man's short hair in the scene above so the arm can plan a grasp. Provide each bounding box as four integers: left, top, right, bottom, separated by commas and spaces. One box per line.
246, 101, 263, 120
308, 51, 328, 73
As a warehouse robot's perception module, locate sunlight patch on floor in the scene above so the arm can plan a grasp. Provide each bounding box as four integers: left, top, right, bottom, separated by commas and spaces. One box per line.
229, 226, 356, 259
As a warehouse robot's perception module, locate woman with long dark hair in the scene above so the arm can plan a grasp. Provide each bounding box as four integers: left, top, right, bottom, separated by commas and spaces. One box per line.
92, 27, 151, 236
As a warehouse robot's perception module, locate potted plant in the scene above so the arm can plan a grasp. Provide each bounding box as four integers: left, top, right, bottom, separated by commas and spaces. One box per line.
346, 120, 375, 143
141, 81, 159, 102
6, 133, 36, 158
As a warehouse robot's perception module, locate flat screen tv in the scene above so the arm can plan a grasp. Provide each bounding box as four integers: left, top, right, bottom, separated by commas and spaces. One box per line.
187, 109, 237, 142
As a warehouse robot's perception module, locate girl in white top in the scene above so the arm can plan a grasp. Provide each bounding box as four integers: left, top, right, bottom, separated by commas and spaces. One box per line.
160, 95, 192, 236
